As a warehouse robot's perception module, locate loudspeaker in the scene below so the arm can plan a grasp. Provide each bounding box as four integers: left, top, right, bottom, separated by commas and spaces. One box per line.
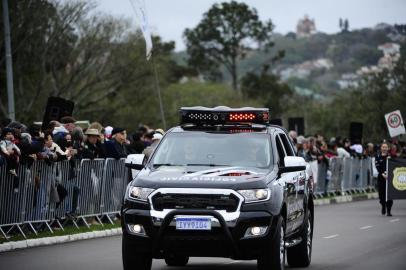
349, 122, 363, 143
288, 117, 305, 135
42, 97, 74, 130
270, 118, 283, 126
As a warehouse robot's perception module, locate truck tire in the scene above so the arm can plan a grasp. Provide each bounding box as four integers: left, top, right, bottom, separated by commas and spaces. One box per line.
287, 211, 313, 267
164, 255, 189, 266
257, 215, 285, 270
122, 238, 152, 270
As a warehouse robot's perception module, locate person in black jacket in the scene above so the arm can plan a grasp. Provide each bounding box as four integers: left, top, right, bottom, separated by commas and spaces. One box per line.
104, 127, 128, 159
82, 129, 105, 159
375, 142, 393, 216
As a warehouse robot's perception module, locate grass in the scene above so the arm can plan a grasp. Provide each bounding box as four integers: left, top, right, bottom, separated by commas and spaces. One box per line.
0, 220, 121, 244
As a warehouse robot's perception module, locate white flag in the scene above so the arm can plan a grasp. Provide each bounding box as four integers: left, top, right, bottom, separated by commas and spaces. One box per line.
385, 110, 406, 138
130, 0, 153, 60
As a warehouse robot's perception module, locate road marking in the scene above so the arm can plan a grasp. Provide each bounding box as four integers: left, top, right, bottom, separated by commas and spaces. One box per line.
390, 219, 400, 223
323, 234, 339, 239
360, 225, 373, 230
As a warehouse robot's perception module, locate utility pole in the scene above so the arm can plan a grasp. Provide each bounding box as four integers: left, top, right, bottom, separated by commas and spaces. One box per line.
2, 0, 15, 121
152, 56, 167, 130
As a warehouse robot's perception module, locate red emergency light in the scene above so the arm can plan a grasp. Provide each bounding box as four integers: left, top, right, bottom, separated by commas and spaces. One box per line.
180, 106, 270, 125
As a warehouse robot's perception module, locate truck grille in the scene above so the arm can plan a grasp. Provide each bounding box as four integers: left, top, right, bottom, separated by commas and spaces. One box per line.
151, 193, 239, 212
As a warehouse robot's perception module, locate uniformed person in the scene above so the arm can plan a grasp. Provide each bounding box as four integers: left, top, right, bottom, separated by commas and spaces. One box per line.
375, 142, 393, 216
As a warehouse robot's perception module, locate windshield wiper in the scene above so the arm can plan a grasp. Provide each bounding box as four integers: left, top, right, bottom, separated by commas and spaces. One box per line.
185, 164, 231, 167
152, 163, 182, 167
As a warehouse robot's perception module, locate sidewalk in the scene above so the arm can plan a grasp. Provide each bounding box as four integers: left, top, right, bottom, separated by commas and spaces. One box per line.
0, 192, 379, 253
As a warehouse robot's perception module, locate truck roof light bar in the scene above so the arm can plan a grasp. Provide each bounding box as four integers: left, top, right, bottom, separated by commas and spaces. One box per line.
179, 106, 270, 125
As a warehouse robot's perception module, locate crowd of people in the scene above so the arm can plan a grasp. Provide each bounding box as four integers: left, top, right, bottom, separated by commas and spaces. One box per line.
0, 116, 164, 180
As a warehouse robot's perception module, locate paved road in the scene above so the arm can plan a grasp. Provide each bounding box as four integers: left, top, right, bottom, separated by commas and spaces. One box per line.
1, 199, 406, 270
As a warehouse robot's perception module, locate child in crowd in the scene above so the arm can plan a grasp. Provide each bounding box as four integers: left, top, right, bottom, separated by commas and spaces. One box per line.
0, 127, 21, 176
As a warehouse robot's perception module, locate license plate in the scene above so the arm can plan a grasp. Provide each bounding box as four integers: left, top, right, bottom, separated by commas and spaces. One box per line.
175, 216, 211, 231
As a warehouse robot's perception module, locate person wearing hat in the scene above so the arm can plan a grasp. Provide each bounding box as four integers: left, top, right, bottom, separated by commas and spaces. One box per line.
82, 129, 105, 159
103, 127, 128, 159
142, 132, 163, 159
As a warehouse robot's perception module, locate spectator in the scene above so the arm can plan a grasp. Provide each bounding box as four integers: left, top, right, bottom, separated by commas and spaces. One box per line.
350, 139, 363, 158
71, 126, 85, 158
143, 132, 163, 159
104, 127, 128, 159
82, 129, 105, 159
88, 122, 103, 134
343, 138, 352, 155
127, 131, 146, 154
19, 133, 38, 166
53, 116, 76, 147
104, 126, 113, 141
336, 141, 351, 158
297, 136, 312, 162
39, 132, 68, 162
0, 127, 21, 176
318, 141, 331, 195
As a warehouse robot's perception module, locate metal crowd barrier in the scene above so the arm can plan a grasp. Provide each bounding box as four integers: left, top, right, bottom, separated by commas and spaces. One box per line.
1, 156, 374, 239
0, 158, 127, 239
314, 157, 374, 196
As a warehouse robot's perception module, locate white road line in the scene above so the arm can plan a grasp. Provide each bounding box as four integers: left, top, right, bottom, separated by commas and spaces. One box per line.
360, 225, 373, 230
323, 234, 339, 239
390, 218, 400, 223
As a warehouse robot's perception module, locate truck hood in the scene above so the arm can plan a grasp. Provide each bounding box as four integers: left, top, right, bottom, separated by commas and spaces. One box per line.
132, 165, 274, 190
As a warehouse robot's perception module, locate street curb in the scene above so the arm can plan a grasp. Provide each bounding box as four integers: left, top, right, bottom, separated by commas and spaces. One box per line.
314, 192, 379, 206
0, 228, 122, 253
0, 193, 378, 253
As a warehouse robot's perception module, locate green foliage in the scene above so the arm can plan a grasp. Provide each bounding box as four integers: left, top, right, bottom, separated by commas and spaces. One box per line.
183, 1, 275, 90
241, 71, 293, 117
0, 0, 183, 129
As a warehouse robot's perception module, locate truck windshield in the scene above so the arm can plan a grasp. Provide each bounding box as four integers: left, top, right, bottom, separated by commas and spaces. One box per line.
150, 132, 272, 169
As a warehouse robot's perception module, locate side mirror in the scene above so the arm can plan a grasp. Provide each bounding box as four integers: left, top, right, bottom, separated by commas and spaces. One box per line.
278, 156, 307, 177
125, 154, 146, 170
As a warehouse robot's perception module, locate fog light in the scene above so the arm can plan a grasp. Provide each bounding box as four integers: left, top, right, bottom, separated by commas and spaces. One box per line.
244, 226, 267, 238
128, 224, 147, 236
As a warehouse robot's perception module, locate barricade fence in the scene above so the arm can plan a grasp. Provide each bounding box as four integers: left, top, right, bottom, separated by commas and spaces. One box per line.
1, 157, 375, 239
0, 158, 128, 239
314, 157, 375, 196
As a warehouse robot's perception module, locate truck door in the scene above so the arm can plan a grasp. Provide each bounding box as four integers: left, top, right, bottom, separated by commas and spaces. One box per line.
275, 134, 297, 234
279, 133, 305, 231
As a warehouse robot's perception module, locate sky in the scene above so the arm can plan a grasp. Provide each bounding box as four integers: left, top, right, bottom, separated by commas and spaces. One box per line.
96, 0, 406, 51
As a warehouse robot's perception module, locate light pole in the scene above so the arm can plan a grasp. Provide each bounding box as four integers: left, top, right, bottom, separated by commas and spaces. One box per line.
2, 0, 15, 121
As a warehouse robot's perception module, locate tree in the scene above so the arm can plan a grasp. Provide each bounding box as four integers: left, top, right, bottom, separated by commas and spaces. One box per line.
183, 1, 274, 91
241, 66, 293, 117
344, 19, 349, 32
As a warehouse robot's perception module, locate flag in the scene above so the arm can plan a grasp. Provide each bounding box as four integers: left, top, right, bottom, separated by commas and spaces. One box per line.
130, 0, 153, 60
387, 158, 406, 200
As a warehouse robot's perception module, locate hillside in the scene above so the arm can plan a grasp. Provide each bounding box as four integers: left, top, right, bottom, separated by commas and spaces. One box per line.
174, 23, 406, 100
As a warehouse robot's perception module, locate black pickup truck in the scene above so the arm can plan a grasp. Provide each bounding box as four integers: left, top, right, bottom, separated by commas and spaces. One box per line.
121, 107, 314, 270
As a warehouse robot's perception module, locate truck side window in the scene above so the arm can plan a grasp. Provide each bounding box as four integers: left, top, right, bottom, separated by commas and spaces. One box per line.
275, 135, 286, 167
280, 133, 294, 156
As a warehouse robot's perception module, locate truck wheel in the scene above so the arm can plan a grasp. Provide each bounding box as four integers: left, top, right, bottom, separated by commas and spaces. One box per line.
164, 255, 189, 266
287, 211, 313, 267
122, 238, 152, 270
257, 215, 285, 270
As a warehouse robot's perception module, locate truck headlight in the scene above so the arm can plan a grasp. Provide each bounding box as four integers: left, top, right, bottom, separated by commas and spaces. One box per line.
238, 189, 271, 203
127, 186, 154, 201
